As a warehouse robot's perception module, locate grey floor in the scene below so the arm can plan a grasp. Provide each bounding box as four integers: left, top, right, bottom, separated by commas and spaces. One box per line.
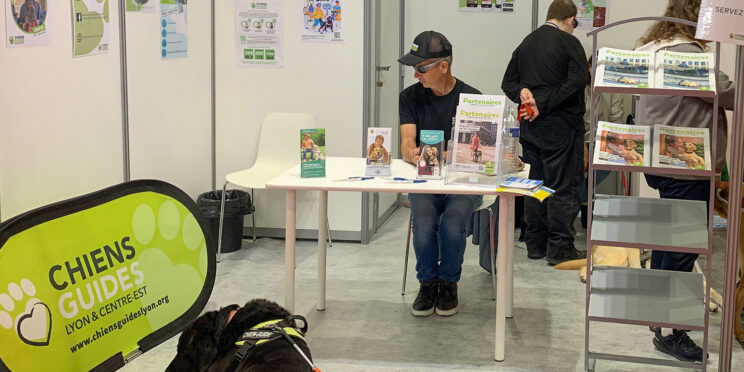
123, 206, 744, 371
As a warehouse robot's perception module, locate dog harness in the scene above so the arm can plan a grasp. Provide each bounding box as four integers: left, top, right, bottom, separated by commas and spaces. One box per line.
232, 316, 320, 371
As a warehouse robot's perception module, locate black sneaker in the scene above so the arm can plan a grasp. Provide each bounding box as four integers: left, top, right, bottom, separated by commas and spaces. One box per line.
547, 249, 586, 266
653, 329, 706, 362
436, 281, 459, 316
411, 280, 438, 316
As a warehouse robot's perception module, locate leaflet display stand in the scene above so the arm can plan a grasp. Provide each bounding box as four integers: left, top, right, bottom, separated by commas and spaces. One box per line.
584, 17, 720, 371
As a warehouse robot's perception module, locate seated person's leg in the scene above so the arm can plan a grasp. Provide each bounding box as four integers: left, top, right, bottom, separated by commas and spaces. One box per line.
437, 194, 482, 282
408, 193, 444, 282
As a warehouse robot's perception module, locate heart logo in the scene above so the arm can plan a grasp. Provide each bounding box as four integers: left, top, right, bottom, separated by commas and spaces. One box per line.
17, 301, 52, 346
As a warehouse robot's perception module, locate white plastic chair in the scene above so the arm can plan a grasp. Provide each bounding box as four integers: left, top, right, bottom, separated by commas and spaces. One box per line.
217, 113, 331, 261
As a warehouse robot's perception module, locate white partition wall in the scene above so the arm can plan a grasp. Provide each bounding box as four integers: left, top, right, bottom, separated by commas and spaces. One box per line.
403, 0, 536, 96
215, 0, 365, 238
0, 1, 124, 220
125, 2, 213, 199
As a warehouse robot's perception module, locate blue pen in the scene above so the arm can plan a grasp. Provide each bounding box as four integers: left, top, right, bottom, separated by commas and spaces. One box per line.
390, 177, 427, 184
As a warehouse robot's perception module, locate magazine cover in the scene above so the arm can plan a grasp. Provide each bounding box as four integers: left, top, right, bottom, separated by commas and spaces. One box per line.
300, 128, 325, 178
450, 105, 502, 174
656, 50, 715, 91
366, 127, 391, 176
594, 47, 654, 88
593, 121, 651, 167
417, 130, 444, 179
651, 125, 711, 170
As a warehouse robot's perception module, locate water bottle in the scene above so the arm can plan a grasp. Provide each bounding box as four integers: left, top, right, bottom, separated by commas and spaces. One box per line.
501, 104, 520, 177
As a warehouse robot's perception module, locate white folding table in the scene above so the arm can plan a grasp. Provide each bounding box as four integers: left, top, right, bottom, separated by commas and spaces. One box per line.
265, 157, 520, 361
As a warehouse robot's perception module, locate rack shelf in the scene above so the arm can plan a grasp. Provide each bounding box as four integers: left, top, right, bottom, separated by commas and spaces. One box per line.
589, 266, 705, 330
590, 195, 709, 252
591, 163, 714, 178
593, 85, 716, 98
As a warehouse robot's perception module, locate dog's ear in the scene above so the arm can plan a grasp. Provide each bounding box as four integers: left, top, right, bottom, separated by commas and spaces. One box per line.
166, 305, 239, 372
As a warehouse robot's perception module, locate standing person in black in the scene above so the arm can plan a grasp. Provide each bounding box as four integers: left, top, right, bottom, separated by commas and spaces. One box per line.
501, 0, 588, 266
398, 31, 482, 317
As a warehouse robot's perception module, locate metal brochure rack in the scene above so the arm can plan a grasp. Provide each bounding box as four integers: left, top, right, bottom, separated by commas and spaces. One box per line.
584, 17, 720, 371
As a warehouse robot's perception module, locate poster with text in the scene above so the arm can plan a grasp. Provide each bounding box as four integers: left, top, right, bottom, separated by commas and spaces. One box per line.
458, 0, 515, 13
72, 0, 110, 57
301, 0, 343, 42
237, 0, 282, 67
160, 0, 187, 60
126, 0, 155, 13
0, 180, 215, 372
6, 0, 50, 47
696, 0, 744, 46
573, 0, 609, 30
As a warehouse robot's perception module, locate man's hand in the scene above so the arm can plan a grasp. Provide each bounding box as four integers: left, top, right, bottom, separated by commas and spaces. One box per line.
519, 88, 539, 122
583, 142, 589, 172
408, 146, 421, 164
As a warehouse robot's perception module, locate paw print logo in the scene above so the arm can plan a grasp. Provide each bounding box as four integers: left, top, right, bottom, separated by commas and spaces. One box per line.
0, 279, 52, 347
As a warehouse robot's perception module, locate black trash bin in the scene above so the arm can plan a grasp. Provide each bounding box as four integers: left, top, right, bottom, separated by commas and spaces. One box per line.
197, 190, 254, 253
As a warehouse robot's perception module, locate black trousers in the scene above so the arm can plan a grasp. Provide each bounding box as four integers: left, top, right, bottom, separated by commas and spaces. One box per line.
645, 175, 710, 272
520, 115, 584, 260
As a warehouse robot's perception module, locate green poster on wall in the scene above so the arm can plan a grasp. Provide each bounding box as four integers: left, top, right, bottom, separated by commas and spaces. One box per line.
0, 180, 215, 371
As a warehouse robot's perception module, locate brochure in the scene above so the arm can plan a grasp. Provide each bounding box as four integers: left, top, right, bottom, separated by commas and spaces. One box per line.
450, 98, 505, 175
417, 130, 444, 179
593, 121, 651, 167
366, 127, 392, 176
300, 128, 325, 178
593, 47, 717, 91
656, 50, 716, 91
651, 125, 711, 170
495, 185, 555, 202
500, 177, 543, 189
450, 106, 501, 174
594, 47, 654, 88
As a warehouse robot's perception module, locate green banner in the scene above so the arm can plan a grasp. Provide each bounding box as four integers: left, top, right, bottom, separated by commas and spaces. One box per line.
0, 180, 215, 371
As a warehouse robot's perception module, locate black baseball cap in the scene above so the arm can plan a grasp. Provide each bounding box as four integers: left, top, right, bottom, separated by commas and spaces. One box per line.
397, 31, 452, 66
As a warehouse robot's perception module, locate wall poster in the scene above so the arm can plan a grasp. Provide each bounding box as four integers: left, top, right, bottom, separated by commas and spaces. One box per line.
236, 0, 282, 67
5, 0, 50, 47
72, 0, 110, 57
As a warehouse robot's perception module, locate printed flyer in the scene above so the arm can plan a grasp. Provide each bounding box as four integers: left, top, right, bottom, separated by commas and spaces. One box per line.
572, 0, 609, 30
160, 0, 187, 60
301, 0, 343, 42
126, 0, 155, 13
72, 0, 110, 57
593, 121, 651, 167
5, 0, 50, 47
696, 0, 744, 46
652, 125, 711, 170
236, 0, 282, 67
301, 128, 326, 178
366, 127, 392, 177
458, 0, 515, 12
417, 130, 444, 179
0, 181, 214, 372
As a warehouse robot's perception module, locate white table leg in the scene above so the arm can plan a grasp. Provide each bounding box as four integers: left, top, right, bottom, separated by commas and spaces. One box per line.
495, 195, 510, 362
285, 190, 296, 313
505, 195, 515, 318
317, 191, 328, 311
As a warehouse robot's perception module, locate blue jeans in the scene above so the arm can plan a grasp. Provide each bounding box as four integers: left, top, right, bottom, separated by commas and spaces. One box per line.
408, 193, 482, 283
302, 148, 314, 160
644, 175, 710, 272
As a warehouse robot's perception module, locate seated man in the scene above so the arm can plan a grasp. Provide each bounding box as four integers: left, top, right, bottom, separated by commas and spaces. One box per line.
398, 30, 482, 317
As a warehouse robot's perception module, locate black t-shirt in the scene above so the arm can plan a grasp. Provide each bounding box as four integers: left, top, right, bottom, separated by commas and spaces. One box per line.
399, 78, 481, 146
501, 25, 587, 132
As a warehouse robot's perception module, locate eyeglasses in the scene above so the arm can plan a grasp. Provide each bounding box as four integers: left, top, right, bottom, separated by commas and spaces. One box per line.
414, 58, 447, 74
572, 18, 579, 28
